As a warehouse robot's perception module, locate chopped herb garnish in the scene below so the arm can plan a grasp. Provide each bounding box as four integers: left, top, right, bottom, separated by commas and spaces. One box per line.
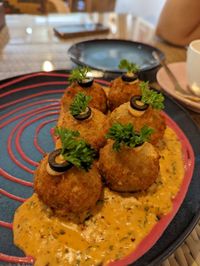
106, 123, 154, 151
54, 127, 96, 171
118, 59, 139, 73
156, 215, 161, 221
70, 92, 92, 116
84, 211, 93, 221
119, 236, 129, 242
96, 199, 104, 205
59, 229, 65, 235
109, 245, 114, 250
68, 66, 91, 83
140, 81, 165, 109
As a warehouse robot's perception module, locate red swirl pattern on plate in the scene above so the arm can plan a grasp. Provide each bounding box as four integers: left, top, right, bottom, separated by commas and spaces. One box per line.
0, 73, 67, 263
0, 72, 111, 264
34, 119, 57, 155
0, 72, 194, 265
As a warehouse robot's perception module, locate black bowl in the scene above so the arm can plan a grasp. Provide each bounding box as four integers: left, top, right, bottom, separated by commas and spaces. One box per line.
68, 39, 165, 82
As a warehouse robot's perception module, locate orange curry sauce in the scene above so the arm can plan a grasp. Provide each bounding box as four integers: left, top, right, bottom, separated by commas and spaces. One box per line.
13, 127, 184, 266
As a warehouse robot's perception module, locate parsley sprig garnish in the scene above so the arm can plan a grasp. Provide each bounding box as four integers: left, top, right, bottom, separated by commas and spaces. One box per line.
106, 123, 154, 151
70, 92, 92, 116
68, 66, 91, 83
118, 59, 139, 73
140, 81, 164, 110
54, 127, 96, 171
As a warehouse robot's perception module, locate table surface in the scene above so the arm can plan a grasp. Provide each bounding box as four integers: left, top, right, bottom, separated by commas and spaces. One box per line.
1, 13, 199, 125
0, 12, 200, 266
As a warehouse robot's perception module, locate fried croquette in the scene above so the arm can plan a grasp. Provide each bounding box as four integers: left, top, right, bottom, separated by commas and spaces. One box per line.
109, 102, 166, 145
61, 82, 108, 114
108, 77, 141, 111
99, 140, 160, 192
34, 155, 102, 215
57, 106, 109, 150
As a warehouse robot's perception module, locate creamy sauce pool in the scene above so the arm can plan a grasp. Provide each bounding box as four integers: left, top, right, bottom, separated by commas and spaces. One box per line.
13, 127, 184, 266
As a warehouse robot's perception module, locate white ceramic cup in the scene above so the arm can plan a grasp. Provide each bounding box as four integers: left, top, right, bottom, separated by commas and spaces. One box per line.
186, 40, 200, 95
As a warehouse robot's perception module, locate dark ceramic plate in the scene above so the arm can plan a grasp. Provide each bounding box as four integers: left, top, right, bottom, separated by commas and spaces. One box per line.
67, 39, 165, 81
0, 71, 200, 266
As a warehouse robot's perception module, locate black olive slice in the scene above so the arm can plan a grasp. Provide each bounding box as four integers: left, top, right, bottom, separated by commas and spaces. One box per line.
78, 78, 94, 88
48, 149, 72, 172
135, 142, 143, 148
121, 73, 138, 82
135, 143, 143, 147
130, 96, 149, 111
73, 106, 92, 121
134, 133, 144, 148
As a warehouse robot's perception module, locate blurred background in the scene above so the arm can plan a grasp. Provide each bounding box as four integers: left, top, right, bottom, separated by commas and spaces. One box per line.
1, 0, 165, 24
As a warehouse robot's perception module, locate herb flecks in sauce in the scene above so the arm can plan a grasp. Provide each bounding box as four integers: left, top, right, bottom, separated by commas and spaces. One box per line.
13, 127, 184, 266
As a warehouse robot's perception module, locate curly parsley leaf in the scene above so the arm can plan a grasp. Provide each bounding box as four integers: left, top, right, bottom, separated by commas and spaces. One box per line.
118, 59, 139, 73
106, 123, 154, 151
70, 92, 92, 116
134, 125, 154, 146
54, 127, 79, 154
68, 66, 91, 83
140, 81, 165, 110
54, 127, 96, 171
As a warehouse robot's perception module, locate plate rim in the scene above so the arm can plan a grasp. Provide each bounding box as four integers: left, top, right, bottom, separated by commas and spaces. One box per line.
156, 61, 200, 112
0, 70, 200, 266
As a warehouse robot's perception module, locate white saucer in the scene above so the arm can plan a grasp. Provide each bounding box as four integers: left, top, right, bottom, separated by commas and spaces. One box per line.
156, 62, 200, 113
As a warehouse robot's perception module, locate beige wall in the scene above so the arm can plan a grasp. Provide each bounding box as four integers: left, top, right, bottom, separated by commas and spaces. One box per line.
115, 0, 166, 24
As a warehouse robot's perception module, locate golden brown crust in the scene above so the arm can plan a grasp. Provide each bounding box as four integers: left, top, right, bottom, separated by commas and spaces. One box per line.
61, 82, 108, 114
57, 107, 109, 150
108, 77, 141, 111
57, 106, 109, 151
109, 102, 166, 145
99, 140, 160, 192
34, 156, 102, 214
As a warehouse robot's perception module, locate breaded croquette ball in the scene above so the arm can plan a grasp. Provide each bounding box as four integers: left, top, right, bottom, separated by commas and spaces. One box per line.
109, 102, 166, 145
57, 106, 108, 150
99, 140, 160, 192
34, 155, 102, 215
108, 77, 141, 111
61, 82, 108, 114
